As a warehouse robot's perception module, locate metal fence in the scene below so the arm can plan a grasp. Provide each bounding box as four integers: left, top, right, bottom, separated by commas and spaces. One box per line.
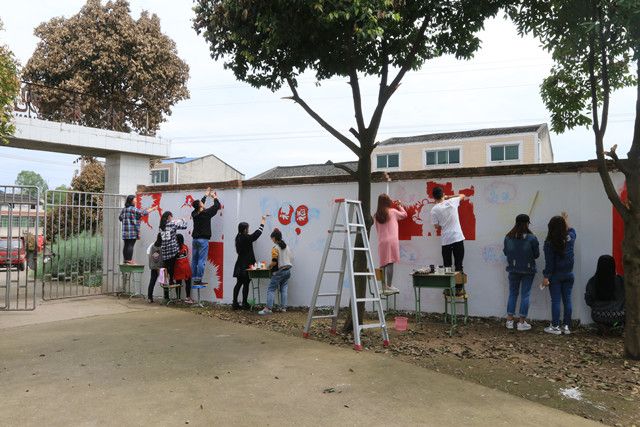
0, 185, 40, 311
41, 190, 127, 300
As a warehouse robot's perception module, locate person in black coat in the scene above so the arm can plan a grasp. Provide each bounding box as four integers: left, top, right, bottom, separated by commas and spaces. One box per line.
232, 216, 266, 309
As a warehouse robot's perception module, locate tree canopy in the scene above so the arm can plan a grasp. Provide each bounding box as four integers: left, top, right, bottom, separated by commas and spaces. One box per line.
0, 19, 19, 144
15, 170, 48, 198
509, 0, 640, 359
23, 0, 190, 134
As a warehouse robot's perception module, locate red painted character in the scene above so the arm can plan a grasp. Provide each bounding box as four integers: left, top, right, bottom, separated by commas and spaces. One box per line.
295, 205, 309, 226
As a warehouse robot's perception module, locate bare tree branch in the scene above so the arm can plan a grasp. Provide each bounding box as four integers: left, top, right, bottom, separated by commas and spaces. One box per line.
348, 69, 366, 135
368, 17, 430, 138
604, 144, 630, 174
598, 9, 611, 137
587, 25, 629, 219
286, 78, 361, 156
327, 160, 357, 178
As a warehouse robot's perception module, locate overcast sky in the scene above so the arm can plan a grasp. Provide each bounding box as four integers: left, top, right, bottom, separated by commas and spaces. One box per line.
0, 1, 636, 187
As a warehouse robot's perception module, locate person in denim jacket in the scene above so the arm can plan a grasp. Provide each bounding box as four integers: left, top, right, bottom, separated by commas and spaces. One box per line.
542, 212, 577, 335
503, 214, 539, 331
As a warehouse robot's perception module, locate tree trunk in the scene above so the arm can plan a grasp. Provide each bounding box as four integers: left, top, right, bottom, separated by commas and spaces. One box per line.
624, 163, 640, 359
342, 152, 373, 333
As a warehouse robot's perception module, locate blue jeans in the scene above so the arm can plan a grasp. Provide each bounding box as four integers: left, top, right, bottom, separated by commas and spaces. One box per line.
267, 268, 291, 309
548, 272, 574, 327
191, 238, 209, 282
507, 272, 534, 318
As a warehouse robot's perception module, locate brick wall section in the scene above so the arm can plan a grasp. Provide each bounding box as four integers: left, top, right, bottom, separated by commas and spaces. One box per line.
138, 160, 614, 193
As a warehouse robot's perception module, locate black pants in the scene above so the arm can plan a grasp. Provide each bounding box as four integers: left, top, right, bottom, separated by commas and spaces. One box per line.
442, 240, 464, 272
165, 256, 177, 285
233, 273, 250, 305
147, 269, 169, 301
179, 278, 192, 298
123, 239, 136, 262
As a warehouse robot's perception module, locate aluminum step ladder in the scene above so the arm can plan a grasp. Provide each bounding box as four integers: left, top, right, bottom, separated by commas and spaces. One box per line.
303, 198, 389, 351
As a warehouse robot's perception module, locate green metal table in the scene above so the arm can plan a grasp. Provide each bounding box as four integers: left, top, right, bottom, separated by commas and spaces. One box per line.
247, 268, 273, 308
412, 272, 458, 336
119, 264, 145, 300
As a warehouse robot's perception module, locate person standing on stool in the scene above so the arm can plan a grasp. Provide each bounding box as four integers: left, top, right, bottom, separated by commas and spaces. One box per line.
119, 195, 158, 264
374, 193, 406, 295
232, 216, 266, 310
191, 188, 221, 287
430, 187, 466, 273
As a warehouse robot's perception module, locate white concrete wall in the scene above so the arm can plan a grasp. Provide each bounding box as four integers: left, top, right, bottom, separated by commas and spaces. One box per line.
136, 170, 624, 324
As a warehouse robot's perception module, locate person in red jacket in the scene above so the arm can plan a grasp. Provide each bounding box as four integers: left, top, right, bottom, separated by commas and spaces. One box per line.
174, 233, 193, 303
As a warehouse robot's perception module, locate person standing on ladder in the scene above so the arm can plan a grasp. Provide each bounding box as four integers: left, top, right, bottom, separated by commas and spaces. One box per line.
119, 195, 158, 264
190, 188, 221, 287
430, 187, 466, 273
374, 193, 406, 295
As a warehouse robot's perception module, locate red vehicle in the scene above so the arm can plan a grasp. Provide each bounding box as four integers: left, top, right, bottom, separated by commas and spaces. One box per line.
0, 237, 27, 271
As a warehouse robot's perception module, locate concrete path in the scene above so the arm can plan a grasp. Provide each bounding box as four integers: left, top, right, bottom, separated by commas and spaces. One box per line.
0, 301, 599, 426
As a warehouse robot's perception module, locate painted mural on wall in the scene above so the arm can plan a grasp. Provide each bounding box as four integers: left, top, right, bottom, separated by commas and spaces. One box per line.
394, 180, 476, 241
137, 191, 225, 299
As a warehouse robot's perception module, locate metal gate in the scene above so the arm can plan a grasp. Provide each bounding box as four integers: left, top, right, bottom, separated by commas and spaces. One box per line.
42, 190, 127, 300
0, 185, 40, 311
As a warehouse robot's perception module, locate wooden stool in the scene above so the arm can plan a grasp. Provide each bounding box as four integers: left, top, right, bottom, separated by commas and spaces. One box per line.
443, 273, 468, 324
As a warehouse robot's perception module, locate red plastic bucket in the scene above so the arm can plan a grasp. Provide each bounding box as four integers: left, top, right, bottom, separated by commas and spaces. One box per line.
394, 316, 408, 331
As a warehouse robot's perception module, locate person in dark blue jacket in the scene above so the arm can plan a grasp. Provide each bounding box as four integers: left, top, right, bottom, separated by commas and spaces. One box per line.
503, 214, 539, 331
542, 212, 577, 335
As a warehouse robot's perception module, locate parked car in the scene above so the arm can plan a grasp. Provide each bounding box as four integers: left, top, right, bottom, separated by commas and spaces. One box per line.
0, 237, 27, 271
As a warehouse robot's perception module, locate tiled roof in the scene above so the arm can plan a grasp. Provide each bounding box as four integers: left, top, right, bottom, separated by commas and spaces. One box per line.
251, 161, 358, 180
379, 124, 547, 146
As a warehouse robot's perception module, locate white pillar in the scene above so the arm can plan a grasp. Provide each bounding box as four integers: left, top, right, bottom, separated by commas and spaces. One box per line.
105, 153, 151, 195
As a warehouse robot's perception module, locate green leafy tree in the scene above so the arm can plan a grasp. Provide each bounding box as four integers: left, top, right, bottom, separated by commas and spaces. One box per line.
0, 19, 20, 144
194, 0, 503, 331
15, 170, 48, 198
509, 0, 640, 359
46, 158, 105, 241
23, 0, 190, 134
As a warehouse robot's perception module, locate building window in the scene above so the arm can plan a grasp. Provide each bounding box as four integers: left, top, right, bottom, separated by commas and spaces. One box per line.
151, 169, 169, 184
425, 149, 460, 166
376, 153, 400, 169
490, 144, 520, 162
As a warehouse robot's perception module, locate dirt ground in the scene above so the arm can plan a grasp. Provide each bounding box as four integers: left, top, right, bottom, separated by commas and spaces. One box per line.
177, 303, 640, 426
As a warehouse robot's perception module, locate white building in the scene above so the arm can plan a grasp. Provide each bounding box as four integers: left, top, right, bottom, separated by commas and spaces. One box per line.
150, 155, 244, 185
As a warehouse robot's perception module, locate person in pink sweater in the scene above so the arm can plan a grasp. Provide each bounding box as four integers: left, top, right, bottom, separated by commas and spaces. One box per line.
374, 193, 407, 295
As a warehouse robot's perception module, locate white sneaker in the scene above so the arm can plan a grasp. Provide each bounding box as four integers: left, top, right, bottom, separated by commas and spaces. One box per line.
280, 308, 287, 313
544, 325, 562, 335
258, 307, 272, 315
562, 325, 571, 335
517, 321, 532, 331
505, 320, 514, 329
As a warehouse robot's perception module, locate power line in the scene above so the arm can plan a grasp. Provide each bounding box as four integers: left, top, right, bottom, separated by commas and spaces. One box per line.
176, 82, 543, 110
167, 115, 635, 144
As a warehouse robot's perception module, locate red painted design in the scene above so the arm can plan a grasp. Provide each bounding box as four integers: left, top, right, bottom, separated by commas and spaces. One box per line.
278, 205, 294, 225
295, 227, 301, 235
396, 200, 425, 241
295, 205, 309, 226
207, 241, 224, 299
136, 193, 163, 228
612, 183, 627, 275
182, 194, 195, 208
395, 181, 476, 241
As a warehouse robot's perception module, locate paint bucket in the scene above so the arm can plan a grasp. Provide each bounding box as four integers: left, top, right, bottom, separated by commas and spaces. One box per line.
394, 316, 408, 332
